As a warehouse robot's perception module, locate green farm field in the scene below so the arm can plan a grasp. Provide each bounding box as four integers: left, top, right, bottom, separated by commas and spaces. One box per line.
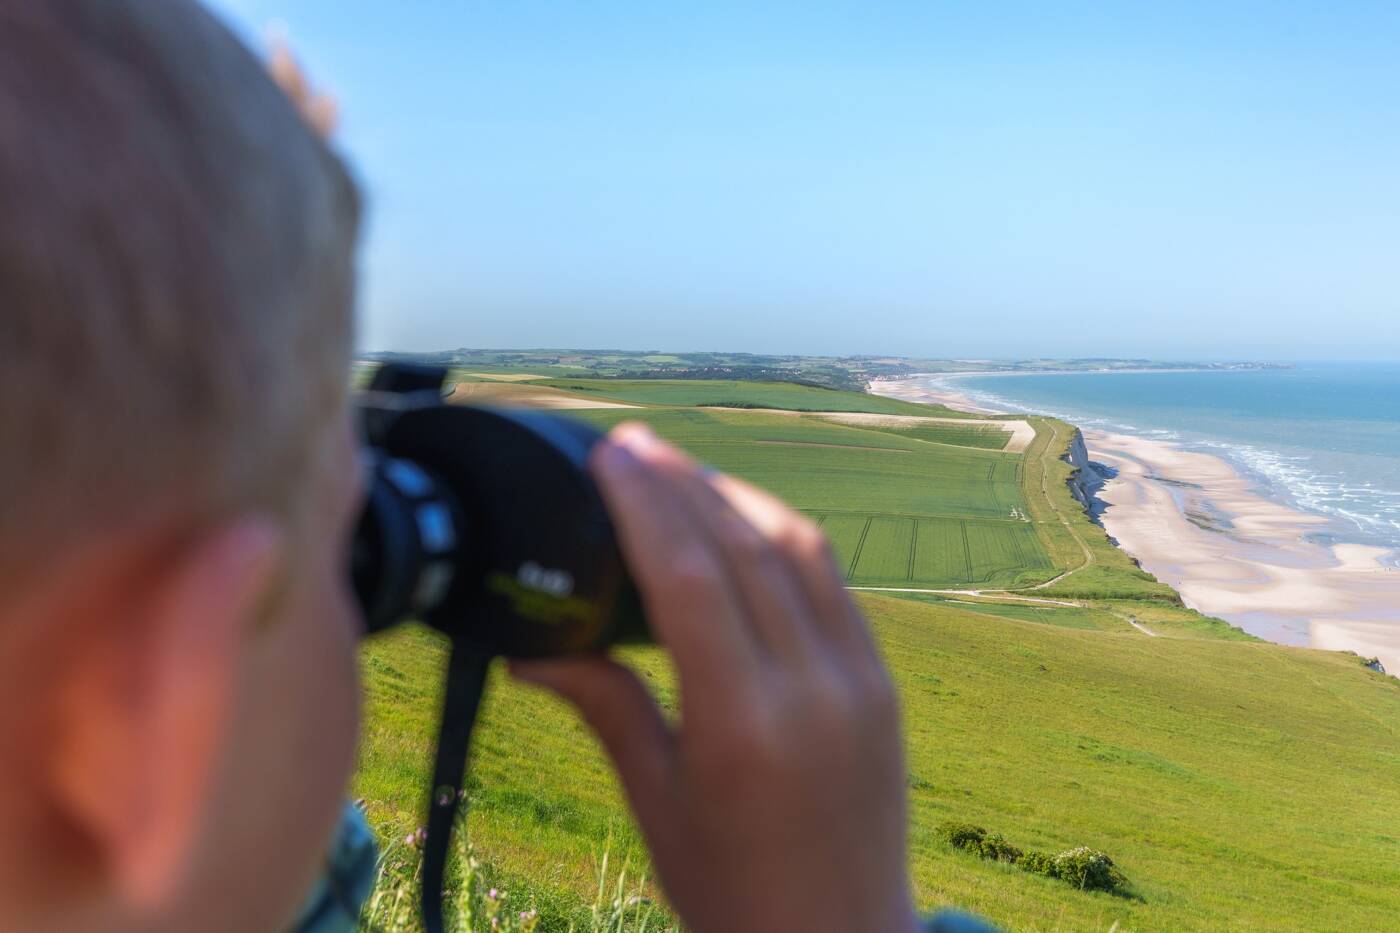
352, 376, 1400, 931
528, 377, 969, 416
572, 406, 1052, 589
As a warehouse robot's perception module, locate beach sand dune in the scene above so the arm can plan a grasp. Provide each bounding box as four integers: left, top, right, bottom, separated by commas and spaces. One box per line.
1091, 431, 1400, 673
869, 377, 1003, 415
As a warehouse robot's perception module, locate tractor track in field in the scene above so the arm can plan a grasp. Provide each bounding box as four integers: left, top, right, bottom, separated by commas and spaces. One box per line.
846, 586, 1080, 608
846, 586, 1162, 637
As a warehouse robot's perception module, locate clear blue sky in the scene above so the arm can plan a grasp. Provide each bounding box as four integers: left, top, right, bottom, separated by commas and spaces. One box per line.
207, 1, 1399, 360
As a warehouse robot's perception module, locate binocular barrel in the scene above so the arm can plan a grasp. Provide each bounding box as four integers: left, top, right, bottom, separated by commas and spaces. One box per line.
349, 363, 648, 655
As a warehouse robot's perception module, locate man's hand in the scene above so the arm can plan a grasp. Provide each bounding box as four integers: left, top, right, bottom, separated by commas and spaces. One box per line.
265, 33, 339, 139
512, 424, 919, 933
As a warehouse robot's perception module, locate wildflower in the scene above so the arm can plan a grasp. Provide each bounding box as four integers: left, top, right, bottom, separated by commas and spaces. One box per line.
438, 791, 453, 807
415, 827, 428, 846
403, 833, 416, 847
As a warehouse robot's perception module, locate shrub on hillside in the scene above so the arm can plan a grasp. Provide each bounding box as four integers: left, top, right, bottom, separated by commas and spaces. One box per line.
934, 820, 1129, 896
976, 833, 1023, 864
934, 821, 987, 851
1049, 847, 1127, 893
1016, 851, 1055, 875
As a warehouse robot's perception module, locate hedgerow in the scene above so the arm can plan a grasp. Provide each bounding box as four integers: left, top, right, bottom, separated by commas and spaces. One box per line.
934, 821, 1129, 895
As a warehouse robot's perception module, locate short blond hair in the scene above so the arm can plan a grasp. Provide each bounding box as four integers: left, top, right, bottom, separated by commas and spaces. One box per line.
0, 0, 361, 585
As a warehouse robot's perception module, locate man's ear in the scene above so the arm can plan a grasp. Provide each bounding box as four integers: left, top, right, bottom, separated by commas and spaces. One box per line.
45, 517, 283, 910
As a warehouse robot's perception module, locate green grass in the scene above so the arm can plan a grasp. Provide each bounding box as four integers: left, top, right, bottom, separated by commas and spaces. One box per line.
1009, 417, 1178, 602
578, 408, 927, 452
851, 420, 1012, 450
851, 515, 916, 581
911, 519, 973, 583
528, 378, 965, 416
879, 593, 1132, 632
356, 595, 1400, 931
815, 515, 1052, 588
571, 412, 1022, 524
356, 626, 663, 931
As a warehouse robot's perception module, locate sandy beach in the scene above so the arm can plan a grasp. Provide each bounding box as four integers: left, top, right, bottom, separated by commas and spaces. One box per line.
868, 376, 1005, 414
872, 376, 1400, 673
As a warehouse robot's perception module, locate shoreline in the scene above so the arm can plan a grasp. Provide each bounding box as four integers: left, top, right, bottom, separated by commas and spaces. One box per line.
868, 376, 1004, 415
871, 375, 1400, 674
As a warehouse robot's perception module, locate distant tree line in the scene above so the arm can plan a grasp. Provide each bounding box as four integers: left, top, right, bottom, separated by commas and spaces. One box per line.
626, 367, 862, 391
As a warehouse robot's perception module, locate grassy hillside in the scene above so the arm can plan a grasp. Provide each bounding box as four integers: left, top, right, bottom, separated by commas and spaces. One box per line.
352, 376, 1400, 930
356, 596, 1400, 931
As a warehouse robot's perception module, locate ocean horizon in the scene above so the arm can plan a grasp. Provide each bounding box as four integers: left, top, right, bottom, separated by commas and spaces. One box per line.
933, 363, 1400, 568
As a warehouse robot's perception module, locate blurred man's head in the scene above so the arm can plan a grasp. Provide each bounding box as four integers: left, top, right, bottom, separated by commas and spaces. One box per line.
0, 1, 365, 929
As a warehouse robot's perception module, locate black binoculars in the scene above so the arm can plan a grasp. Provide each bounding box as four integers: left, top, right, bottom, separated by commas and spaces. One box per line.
351, 362, 648, 652
349, 363, 650, 932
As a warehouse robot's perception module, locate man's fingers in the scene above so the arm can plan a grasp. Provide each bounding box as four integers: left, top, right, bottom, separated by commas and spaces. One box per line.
509, 657, 674, 825
610, 425, 820, 663
591, 437, 762, 697
266, 35, 339, 138
708, 472, 882, 666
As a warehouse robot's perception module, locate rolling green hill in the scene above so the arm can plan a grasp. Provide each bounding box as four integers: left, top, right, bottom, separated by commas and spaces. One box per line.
356, 596, 1400, 931
352, 376, 1400, 931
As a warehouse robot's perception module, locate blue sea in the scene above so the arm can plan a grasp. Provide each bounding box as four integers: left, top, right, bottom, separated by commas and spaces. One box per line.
940, 363, 1400, 564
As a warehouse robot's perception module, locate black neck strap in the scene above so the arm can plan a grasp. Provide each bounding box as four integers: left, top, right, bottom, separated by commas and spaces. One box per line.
421, 640, 493, 933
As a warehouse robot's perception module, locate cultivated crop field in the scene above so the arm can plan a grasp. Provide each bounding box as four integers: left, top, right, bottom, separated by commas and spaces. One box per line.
528, 377, 966, 416
815, 514, 1051, 587
572, 406, 1048, 588
852, 420, 1012, 450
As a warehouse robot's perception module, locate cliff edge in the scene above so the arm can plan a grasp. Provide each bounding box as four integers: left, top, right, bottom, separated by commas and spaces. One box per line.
1063, 428, 1109, 520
